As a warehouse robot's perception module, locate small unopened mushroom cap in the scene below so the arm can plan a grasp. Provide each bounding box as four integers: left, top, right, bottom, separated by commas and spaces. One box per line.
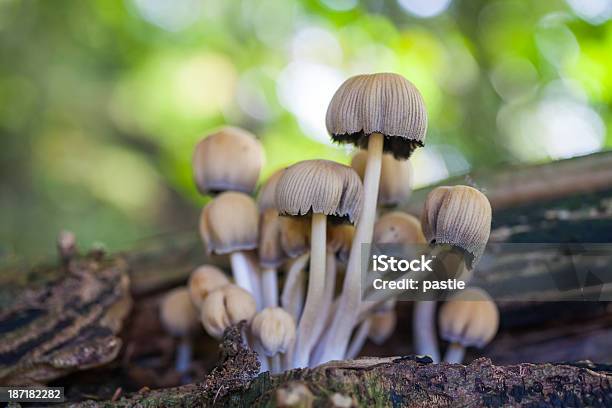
279, 216, 310, 258
251, 307, 296, 356
368, 309, 397, 345
327, 224, 355, 263
193, 127, 265, 195
188, 265, 230, 308
160, 287, 199, 336
259, 208, 285, 268
421, 185, 492, 267
276, 160, 363, 224
438, 288, 499, 348
199, 191, 259, 255
326, 73, 427, 159
373, 211, 426, 245
257, 169, 285, 212
351, 151, 413, 206
200, 284, 257, 339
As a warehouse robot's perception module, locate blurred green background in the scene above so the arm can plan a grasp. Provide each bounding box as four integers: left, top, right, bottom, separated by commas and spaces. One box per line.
0, 0, 610, 259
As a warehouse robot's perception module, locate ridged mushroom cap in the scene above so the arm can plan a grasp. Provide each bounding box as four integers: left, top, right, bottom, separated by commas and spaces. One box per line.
200, 284, 257, 339
159, 287, 199, 337
275, 160, 363, 224
193, 127, 265, 195
438, 288, 499, 348
327, 224, 355, 264
257, 169, 285, 212
421, 185, 492, 268
258, 208, 285, 268
326, 73, 427, 159
351, 151, 413, 206
368, 309, 397, 345
188, 265, 230, 308
373, 211, 426, 245
251, 307, 296, 356
199, 191, 259, 255
279, 216, 310, 258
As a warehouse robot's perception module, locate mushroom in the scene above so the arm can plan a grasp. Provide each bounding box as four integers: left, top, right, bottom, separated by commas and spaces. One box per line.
368, 306, 397, 345
276, 159, 363, 368
257, 170, 286, 308
323, 73, 427, 362
199, 284, 257, 339
351, 151, 413, 207
192, 127, 265, 195
251, 307, 296, 373
415, 185, 492, 362
188, 265, 230, 309
438, 287, 499, 363
159, 287, 200, 382
199, 191, 262, 307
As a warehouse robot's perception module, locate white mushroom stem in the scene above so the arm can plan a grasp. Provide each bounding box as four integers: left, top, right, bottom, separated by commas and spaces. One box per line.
444, 343, 466, 364
309, 251, 337, 355
175, 337, 192, 383
230, 251, 262, 309
253, 343, 270, 373
413, 301, 440, 363
270, 354, 281, 374
261, 267, 279, 308
292, 213, 327, 368
345, 318, 372, 360
281, 253, 309, 322
319, 133, 384, 363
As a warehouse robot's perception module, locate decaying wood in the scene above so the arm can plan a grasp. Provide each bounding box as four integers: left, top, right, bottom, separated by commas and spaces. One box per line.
74, 326, 612, 407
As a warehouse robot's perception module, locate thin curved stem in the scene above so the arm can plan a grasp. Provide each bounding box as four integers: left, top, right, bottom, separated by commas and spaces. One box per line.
346, 318, 372, 360
176, 337, 192, 384
444, 342, 466, 364
281, 253, 309, 322
413, 301, 440, 363
309, 251, 337, 362
230, 251, 259, 307
318, 133, 384, 363
292, 213, 327, 368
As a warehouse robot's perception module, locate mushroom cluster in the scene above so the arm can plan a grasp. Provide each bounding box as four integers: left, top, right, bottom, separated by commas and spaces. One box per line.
159, 72, 498, 375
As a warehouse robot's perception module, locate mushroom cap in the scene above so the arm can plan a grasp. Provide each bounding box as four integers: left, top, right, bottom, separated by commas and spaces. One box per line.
368, 309, 397, 345
275, 159, 363, 224
251, 307, 296, 356
188, 265, 230, 308
279, 216, 310, 258
159, 287, 199, 337
327, 224, 355, 264
200, 284, 257, 339
373, 211, 426, 245
193, 127, 265, 195
438, 288, 499, 348
326, 73, 427, 160
259, 208, 285, 268
199, 191, 259, 255
257, 169, 285, 213
351, 151, 413, 206
421, 185, 492, 268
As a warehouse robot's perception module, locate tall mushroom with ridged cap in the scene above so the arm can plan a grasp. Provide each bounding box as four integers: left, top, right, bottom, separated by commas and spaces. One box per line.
257, 169, 286, 308
323, 72, 427, 362
193, 127, 265, 195
159, 287, 199, 382
438, 287, 499, 363
251, 307, 296, 373
351, 151, 413, 207
200, 191, 262, 306
276, 159, 363, 368
415, 185, 492, 362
